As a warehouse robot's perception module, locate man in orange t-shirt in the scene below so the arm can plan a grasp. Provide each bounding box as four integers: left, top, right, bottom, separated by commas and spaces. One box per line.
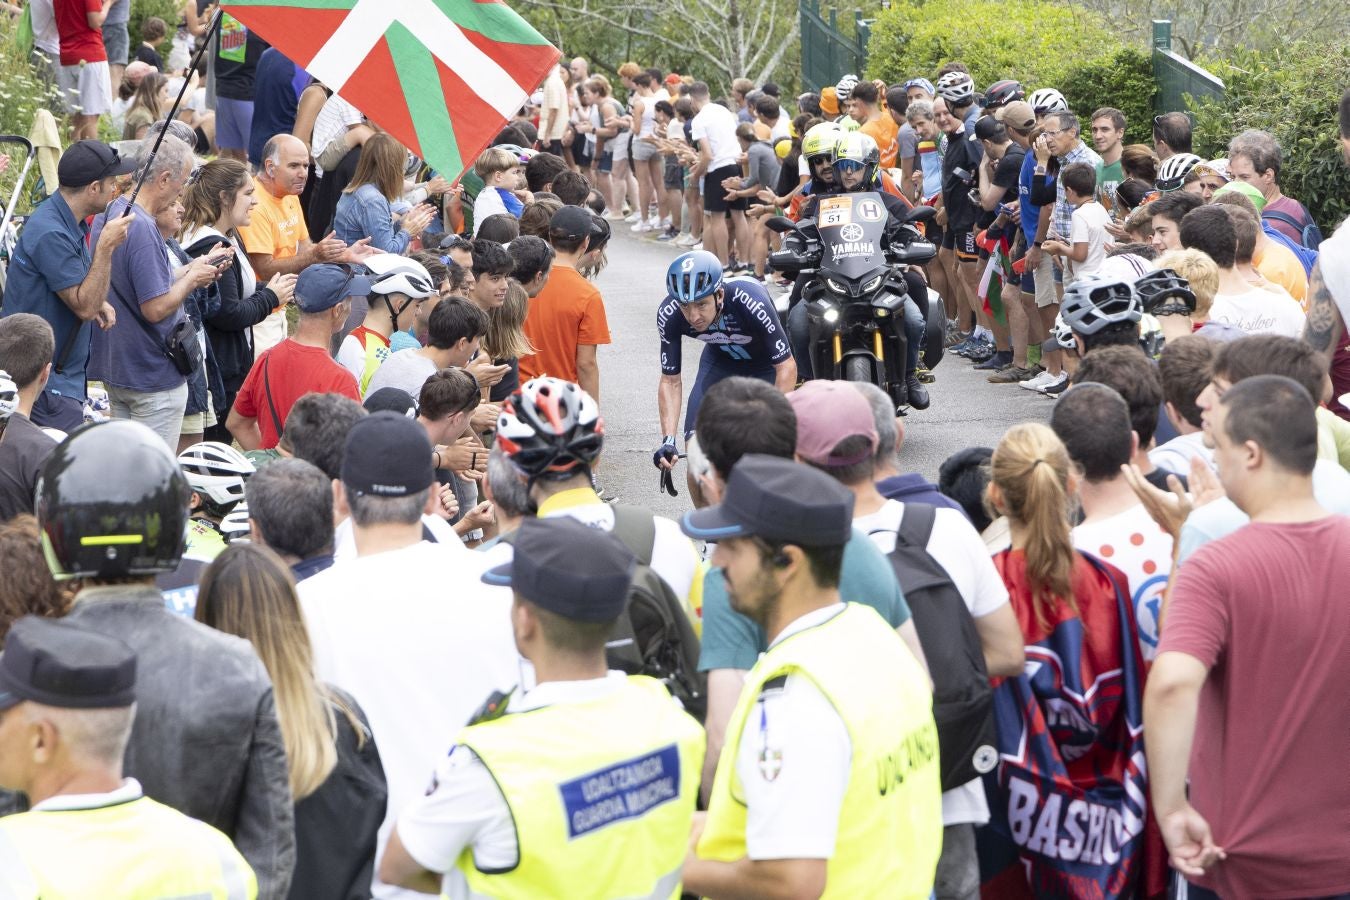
520, 207, 612, 403
852, 81, 899, 169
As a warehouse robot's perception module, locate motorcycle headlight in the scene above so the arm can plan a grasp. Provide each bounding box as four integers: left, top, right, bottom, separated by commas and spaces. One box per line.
861, 274, 883, 293
825, 278, 849, 294
822, 306, 840, 324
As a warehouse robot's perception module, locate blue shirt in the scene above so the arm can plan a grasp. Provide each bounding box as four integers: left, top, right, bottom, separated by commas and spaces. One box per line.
333, 183, 411, 254
88, 197, 183, 393
248, 48, 310, 167
657, 276, 792, 375
698, 528, 911, 671
875, 473, 966, 514
1018, 149, 1041, 244
3, 191, 93, 401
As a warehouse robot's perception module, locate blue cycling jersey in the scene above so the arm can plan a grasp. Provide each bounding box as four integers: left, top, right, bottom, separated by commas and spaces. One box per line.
657, 276, 793, 376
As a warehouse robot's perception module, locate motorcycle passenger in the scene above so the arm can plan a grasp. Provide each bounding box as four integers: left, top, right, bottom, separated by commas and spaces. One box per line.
654, 250, 797, 478
789, 132, 931, 408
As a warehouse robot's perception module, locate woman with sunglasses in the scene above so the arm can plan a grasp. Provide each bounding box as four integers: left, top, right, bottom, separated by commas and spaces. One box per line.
182, 159, 298, 443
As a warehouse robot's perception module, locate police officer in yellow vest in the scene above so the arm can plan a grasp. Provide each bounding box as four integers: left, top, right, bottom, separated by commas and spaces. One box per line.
680, 454, 943, 899
0, 616, 256, 899
380, 516, 705, 898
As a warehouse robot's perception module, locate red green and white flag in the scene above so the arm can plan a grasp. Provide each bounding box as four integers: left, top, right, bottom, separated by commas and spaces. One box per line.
221, 0, 560, 179
977, 231, 1012, 327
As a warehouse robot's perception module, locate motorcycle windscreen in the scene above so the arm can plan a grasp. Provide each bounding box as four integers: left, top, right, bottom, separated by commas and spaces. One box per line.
816, 193, 890, 282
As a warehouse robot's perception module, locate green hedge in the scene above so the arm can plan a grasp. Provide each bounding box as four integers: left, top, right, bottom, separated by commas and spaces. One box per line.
1189, 41, 1350, 231
866, 0, 1155, 143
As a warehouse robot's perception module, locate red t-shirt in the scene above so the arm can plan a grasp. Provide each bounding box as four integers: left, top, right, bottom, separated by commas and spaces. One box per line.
232, 340, 360, 449
1159, 516, 1350, 898
519, 265, 611, 383
55, 0, 107, 65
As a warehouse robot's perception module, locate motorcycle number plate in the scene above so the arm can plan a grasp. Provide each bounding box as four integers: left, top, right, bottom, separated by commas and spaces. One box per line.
856, 199, 884, 222
819, 196, 852, 227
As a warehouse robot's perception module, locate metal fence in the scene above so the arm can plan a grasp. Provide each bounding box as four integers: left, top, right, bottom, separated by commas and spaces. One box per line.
800, 0, 870, 92
1152, 20, 1225, 115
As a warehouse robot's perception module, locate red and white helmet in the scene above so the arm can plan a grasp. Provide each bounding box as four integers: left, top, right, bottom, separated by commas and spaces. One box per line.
497, 377, 604, 480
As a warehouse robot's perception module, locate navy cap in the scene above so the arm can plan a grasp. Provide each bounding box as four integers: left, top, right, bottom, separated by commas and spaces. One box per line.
550, 205, 601, 242
681, 454, 855, 546
364, 387, 418, 417
57, 140, 137, 187
295, 264, 371, 313
0, 617, 136, 710
483, 517, 636, 623
341, 411, 434, 497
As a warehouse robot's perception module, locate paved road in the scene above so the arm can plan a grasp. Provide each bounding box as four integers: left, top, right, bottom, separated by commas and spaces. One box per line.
590, 227, 1053, 521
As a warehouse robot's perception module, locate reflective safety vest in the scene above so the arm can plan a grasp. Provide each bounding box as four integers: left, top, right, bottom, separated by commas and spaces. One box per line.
698, 603, 943, 899
185, 517, 228, 564
454, 675, 705, 899
0, 795, 257, 899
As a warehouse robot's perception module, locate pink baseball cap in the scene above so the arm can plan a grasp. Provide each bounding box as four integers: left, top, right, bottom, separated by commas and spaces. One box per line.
124, 61, 154, 85
787, 381, 878, 467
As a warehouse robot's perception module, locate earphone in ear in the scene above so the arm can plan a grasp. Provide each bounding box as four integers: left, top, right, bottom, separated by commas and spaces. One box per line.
773, 551, 791, 568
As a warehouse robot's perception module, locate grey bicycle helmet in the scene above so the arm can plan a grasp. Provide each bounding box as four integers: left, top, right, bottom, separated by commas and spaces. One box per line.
1060, 276, 1142, 336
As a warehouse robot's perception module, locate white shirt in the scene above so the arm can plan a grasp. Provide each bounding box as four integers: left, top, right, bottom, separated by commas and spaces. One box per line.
396, 672, 651, 899
691, 102, 741, 171
1209, 284, 1306, 337
1319, 214, 1350, 325
471, 187, 510, 236
768, 116, 792, 144
312, 94, 364, 173
853, 500, 1009, 826
737, 604, 852, 860
300, 540, 521, 900
332, 514, 461, 560
1150, 431, 1214, 477
365, 349, 437, 400
1065, 200, 1114, 285
1072, 502, 1173, 661
30, 0, 59, 54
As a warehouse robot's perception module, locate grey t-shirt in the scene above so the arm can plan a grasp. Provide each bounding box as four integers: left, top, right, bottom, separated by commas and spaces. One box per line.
897, 122, 919, 163
87, 198, 184, 393
106, 0, 130, 25
364, 348, 437, 401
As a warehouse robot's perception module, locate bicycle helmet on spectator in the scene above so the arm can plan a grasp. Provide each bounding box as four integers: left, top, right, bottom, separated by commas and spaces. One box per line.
0, 371, 18, 421
1155, 153, 1203, 193
1133, 267, 1197, 316
835, 73, 859, 101
219, 503, 252, 543
903, 78, 935, 97
832, 131, 880, 191
1027, 88, 1068, 114
936, 71, 975, 106
1060, 276, 1142, 336
983, 79, 1024, 110
179, 441, 254, 517
497, 377, 604, 482
1052, 313, 1076, 350
667, 250, 724, 304
363, 253, 436, 333
38, 421, 191, 578
801, 121, 844, 163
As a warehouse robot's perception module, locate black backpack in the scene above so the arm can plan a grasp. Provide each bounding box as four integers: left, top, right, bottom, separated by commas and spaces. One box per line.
872, 502, 997, 791
503, 507, 706, 721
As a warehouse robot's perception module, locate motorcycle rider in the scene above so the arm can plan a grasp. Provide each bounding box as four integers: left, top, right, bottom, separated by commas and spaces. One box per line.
788, 132, 931, 408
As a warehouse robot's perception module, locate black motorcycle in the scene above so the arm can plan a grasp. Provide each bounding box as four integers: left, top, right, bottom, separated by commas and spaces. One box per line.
767, 193, 944, 409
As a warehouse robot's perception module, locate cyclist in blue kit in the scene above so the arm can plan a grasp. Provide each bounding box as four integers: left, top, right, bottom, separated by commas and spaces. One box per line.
654, 250, 796, 478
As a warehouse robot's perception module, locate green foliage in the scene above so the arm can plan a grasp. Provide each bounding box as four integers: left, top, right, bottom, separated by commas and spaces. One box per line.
129, 0, 181, 64
1061, 47, 1155, 146
0, 15, 66, 210
865, 0, 1114, 90
1190, 41, 1350, 230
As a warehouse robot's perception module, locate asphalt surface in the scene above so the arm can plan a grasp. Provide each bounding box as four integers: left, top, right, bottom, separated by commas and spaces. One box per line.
591, 225, 1053, 521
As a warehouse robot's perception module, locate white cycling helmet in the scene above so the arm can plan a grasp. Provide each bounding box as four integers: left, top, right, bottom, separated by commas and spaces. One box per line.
178, 441, 254, 514
219, 503, 252, 543
1052, 313, 1076, 350
0, 371, 18, 421
1027, 88, 1068, 114
1156, 153, 1203, 193
835, 73, 859, 101
363, 253, 437, 299
936, 71, 975, 105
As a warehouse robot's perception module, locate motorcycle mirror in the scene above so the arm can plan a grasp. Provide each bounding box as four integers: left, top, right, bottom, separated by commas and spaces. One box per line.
765, 216, 797, 234
905, 205, 938, 224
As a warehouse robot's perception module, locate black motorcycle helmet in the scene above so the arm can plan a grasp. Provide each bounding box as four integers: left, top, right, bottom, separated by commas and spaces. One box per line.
38, 420, 191, 579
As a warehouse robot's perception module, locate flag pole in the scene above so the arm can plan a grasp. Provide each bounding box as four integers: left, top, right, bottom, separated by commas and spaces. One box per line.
121, 10, 224, 217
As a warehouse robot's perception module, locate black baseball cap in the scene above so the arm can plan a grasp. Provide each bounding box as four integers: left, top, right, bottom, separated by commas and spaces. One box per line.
550, 205, 601, 242
483, 517, 636, 622
0, 616, 136, 710
341, 411, 434, 497
974, 114, 1006, 142
363, 387, 418, 417
57, 140, 138, 188
681, 454, 855, 546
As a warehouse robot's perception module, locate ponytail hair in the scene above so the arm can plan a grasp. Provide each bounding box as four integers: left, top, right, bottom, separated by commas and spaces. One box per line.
990, 423, 1078, 630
